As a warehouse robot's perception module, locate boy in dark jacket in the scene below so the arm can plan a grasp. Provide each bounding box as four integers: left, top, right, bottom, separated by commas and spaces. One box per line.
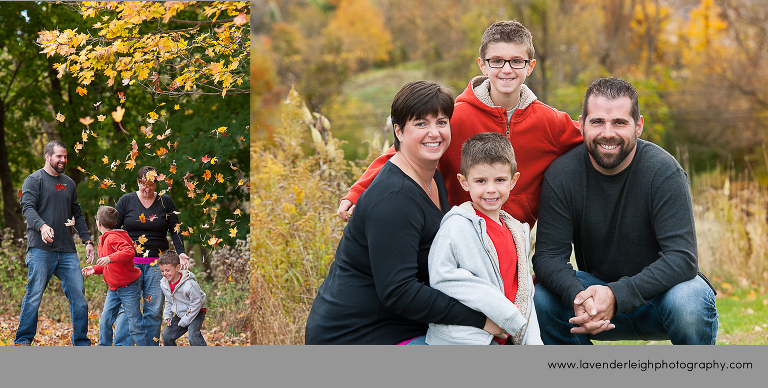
82, 206, 145, 345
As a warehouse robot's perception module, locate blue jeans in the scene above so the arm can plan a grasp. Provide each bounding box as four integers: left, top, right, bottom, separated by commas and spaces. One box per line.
99, 278, 146, 346
113, 263, 164, 346
15, 248, 91, 346
162, 311, 207, 346
534, 271, 718, 345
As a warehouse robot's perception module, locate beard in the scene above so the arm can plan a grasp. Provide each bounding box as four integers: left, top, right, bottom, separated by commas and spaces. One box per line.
585, 134, 636, 171
49, 159, 66, 174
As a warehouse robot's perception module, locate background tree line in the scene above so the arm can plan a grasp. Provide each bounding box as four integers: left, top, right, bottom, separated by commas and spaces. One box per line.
254, 0, 768, 176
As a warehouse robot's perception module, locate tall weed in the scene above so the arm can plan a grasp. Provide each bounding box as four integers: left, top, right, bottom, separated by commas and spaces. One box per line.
250, 88, 376, 344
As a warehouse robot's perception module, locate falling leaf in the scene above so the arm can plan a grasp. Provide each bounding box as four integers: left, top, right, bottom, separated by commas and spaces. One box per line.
215, 173, 224, 183
65, 217, 75, 226
137, 234, 147, 244
82, 131, 89, 143
234, 209, 241, 216
18, 189, 22, 199
56, 112, 66, 122
138, 213, 146, 223
145, 170, 157, 182
229, 164, 238, 171
237, 179, 243, 186
76, 86, 87, 96
203, 170, 212, 181
210, 156, 218, 165
97, 115, 106, 122
147, 214, 158, 222
112, 106, 125, 122
234, 12, 247, 25
94, 101, 101, 107
207, 235, 222, 246
99, 198, 105, 205
125, 159, 136, 170
201, 155, 211, 164
102, 155, 109, 164
229, 227, 237, 238
173, 104, 180, 110
136, 245, 145, 254
74, 143, 83, 154
120, 184, 126, 192
79, 116, 94, 126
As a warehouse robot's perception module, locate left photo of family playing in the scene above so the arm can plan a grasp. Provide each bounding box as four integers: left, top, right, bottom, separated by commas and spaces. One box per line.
0, 1, 250, 346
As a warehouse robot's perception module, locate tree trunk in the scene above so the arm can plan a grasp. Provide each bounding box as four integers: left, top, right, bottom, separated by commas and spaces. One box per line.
0, 101, 25, 238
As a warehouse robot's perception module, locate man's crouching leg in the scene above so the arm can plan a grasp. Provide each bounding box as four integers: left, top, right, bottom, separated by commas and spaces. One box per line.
652, 275, 718, 345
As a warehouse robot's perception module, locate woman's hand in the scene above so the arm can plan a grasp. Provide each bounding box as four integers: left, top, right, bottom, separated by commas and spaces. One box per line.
179, 253, 191, 270
483, 317, 509, 339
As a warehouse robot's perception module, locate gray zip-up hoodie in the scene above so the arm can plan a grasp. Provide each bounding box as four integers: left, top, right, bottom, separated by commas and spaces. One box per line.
161, 270, 207, 328
426, 202, 542, 345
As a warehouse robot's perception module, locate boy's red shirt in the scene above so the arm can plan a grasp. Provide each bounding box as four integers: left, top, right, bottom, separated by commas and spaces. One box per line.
93, 229, 140, 290
343, 78, 583, 226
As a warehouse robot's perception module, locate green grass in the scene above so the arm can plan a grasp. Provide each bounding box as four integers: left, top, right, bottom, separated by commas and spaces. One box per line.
594, 287, 768, 345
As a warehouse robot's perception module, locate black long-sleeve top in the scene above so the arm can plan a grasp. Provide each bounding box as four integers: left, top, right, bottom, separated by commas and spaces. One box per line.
115, 192, 185, 257
305, 161, 486, 344
21, 169, 91, 252
532, 140, 709, 315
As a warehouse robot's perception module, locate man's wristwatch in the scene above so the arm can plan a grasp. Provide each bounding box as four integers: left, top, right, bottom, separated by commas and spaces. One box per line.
83, 241, 93, 246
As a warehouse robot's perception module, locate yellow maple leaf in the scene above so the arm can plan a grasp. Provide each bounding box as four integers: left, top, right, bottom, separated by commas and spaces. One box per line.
173, 104, 180, 110
136, 245, 145, 254
125, 159, 136, 170
203, 170, 211, 181
111, 106, 125, 122
102, 155, 109, 164
82, 130, 89, 142
145, 170, 157, 182
228, 227, 237, 238
74, 143, 83, 154
97, 115, 106, 122
79, 116, 94, 126
76, 86, 87, 96
138, 234, 148, 245
215, 173, 224, 183
234, 209, 241, 216
56, 112, 65, 122
138, 213, 146, 223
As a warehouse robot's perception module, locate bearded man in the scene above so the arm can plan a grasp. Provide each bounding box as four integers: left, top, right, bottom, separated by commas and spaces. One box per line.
15, 140, 95, 346
532, 77, 718, 345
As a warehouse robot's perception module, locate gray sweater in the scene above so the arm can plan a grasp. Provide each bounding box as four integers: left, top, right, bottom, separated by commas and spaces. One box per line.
21, 168, 91, 252
427, 202, 542, 345
533, 140, 708, 315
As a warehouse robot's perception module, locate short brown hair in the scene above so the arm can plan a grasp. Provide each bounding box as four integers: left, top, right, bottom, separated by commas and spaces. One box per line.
96, 206, 119, 229
157, 250, 180, 266
44, 140, 67, 156
460, 132, 517, 177
137, 166, 157, 181
391, 81, 454, 152
479, 20, 535, 60
582, 77, 640, 125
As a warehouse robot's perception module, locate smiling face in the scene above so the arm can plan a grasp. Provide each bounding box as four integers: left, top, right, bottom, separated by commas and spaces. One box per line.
159, 263, 181, 283
458, 162, 520, 222
137, 178, 156, 199
478, 42, 535, 109
45, 146, 68, 175
580, 95, 644, 175
394, 113, 451, 166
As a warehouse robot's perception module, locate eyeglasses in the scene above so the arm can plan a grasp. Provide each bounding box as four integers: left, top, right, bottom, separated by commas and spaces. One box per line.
483, 58, 531, 69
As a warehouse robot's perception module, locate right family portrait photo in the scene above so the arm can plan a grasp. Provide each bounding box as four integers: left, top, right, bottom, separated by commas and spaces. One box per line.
251, 0, 767, 348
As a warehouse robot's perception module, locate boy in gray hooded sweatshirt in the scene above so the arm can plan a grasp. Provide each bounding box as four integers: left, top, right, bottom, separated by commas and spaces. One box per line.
426, 132, 542, 345
158, 250, 207, 346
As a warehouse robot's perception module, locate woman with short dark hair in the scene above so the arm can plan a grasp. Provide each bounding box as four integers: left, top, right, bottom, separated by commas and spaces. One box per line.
111, 166, 190, 346
305, 81, 502, 344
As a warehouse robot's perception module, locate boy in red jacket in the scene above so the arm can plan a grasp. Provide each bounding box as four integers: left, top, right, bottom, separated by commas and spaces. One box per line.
337, 20, 582, 227
82, 206, 145, 346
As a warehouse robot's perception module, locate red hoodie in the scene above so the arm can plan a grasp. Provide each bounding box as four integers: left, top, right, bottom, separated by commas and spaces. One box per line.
93, 229, 140, 290
343, 77, 583, 225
